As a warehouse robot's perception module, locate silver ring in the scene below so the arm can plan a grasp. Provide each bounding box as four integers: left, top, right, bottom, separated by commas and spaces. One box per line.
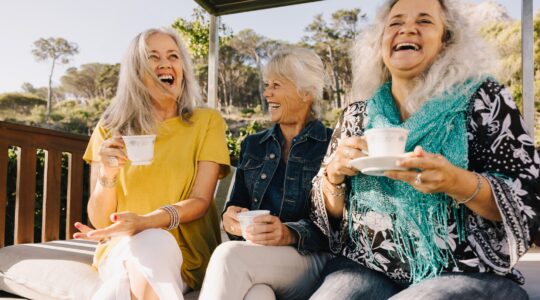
415, 172, 423, 185
108, 156, 118, 167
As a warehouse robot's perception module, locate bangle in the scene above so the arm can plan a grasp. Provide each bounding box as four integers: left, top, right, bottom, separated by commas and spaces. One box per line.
98, 172, 117, 188
160, 205, 180, 230
323, 168, 347, 198
454, 172, 483, 206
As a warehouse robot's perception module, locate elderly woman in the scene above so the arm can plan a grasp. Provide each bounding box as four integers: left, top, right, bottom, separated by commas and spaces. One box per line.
199, 48, 332, 300
75, 28, 230, 299
309, 0, 540, 299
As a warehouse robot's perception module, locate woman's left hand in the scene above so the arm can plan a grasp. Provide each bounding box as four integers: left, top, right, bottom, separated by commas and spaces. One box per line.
244, 215, 297, 246
73, 212, 145, 240
384, 146, 460, 195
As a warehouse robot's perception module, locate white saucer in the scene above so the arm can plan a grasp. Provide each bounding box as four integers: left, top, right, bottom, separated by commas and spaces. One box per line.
349, 155, 409, 176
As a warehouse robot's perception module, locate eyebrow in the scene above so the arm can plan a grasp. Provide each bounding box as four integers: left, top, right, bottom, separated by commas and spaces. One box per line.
389, 12, 435, 20
148, 49, 180, 54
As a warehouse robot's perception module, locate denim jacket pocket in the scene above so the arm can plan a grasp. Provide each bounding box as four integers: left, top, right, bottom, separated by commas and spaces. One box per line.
240, 156, 264, 191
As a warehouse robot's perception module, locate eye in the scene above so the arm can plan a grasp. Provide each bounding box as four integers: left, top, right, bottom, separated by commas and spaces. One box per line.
418, 19, 433, 24
263, 82, 269, 88
169, 54, 179, 60
148, 54, 159, 61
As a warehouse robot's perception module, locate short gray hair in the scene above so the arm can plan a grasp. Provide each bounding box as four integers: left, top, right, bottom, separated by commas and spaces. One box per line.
101, 27, 202, 135
352, 0, 497, 112
263, 47, 326, 119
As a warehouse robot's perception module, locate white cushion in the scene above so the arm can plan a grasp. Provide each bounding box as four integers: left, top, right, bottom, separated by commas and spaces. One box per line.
0, 239, 100, 299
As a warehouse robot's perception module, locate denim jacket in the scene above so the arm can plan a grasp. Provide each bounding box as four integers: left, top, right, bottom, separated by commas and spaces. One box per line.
224, 120, 332, 254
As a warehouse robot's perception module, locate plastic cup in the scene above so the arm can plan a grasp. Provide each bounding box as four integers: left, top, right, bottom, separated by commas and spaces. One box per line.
238, 210, 270, 239
121, 135, 156, 165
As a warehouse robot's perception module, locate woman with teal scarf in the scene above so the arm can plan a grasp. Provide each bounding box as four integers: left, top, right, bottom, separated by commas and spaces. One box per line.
309, 0, 540, 299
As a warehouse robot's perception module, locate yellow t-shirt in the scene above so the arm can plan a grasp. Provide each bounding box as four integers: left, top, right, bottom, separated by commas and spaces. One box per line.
83, 108, 230, 289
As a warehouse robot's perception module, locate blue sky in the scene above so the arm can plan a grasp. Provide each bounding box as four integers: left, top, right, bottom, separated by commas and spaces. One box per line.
0, 0, 536, 94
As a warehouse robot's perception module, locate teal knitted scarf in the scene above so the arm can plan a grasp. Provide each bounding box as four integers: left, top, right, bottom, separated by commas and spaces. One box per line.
349, 79, 484, 283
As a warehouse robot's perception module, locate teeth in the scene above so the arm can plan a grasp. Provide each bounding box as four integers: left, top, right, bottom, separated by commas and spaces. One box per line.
158, 75, 173, 80
268, 103, 281, 109
394, 42, 420, 51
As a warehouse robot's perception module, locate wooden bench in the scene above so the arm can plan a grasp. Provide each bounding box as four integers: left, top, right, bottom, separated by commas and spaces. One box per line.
0, 121, 538, 299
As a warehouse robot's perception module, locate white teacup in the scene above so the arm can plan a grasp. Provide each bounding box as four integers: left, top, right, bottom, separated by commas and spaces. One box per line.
364, 128, 409, 157
122, 135, 156, 165
238, 210, 270, 239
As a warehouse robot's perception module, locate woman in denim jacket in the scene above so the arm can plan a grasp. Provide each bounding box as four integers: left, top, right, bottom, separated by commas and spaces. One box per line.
200, 48, 333, 300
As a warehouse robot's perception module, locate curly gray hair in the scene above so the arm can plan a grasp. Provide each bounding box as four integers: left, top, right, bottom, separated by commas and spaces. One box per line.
352, 0, 498, 112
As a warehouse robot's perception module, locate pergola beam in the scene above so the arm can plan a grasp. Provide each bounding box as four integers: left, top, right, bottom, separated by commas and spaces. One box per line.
207, 14, 219, 108
522, 0, 535, 138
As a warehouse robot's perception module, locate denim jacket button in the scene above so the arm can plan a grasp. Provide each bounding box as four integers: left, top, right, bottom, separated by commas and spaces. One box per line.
269, 153, 276, 159
260, 173, 267, 180
254, 197, 258, 202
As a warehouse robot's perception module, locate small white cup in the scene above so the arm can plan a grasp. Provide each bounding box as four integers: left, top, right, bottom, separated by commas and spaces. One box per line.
122, 135, 156, 165
364, 128, 409, 157
238, 210, 270, 239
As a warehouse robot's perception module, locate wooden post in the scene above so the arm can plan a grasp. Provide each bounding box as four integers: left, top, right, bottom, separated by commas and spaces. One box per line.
15, 147, 37, 244
521, 0, 535, 138
66, 152, 84, 239
42, 150, 62, 242
0, 142, 8, 247
208, 14, 220, 108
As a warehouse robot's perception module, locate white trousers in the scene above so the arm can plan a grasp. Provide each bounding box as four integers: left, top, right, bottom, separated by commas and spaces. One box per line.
199, 241, 331, 300
92, 228, 188, 300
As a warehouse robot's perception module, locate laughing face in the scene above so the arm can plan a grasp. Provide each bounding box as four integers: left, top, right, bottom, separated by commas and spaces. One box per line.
263, 75, 312, 125
381, 0, 445, 80
144, 32, 184, 103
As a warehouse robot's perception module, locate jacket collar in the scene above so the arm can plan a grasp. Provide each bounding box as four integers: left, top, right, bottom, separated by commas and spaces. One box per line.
259, 120, 328, 144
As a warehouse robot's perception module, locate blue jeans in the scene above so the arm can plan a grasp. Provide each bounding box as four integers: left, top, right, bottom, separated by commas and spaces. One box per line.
310, 256, 529, 300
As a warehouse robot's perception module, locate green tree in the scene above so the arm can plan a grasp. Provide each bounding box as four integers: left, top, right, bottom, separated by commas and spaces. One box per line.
303, 9, 366, 108
229, 29, 285, 112
60, 63, 120, 102
31, 37, 79, 119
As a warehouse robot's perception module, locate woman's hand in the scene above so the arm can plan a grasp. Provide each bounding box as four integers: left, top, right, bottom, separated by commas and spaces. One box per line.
222, 205, 248, 236
74, 212, 145, 240
244, 215, 297, 246
326, 136, 368, 184
98, 137, 128, 178
384, 146, 460, 194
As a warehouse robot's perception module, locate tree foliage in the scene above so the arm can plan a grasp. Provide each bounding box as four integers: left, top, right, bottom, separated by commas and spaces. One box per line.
60, 63, 120, 102
302, 8, 366, 107
31, 37, 78, 119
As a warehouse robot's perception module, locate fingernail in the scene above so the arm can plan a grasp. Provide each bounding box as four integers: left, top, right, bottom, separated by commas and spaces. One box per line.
113, 215, 117, 221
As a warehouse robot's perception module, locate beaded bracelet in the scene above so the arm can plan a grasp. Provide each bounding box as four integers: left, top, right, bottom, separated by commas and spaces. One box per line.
323, 168, 347, 197
454, 172, 483, 206
160, 205, 180, 230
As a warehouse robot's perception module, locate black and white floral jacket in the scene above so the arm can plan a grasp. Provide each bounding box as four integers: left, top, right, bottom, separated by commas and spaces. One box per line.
310, 80, 540, 284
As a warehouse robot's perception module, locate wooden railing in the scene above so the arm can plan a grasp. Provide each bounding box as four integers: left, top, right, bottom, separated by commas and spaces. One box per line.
0, 121, 89, 247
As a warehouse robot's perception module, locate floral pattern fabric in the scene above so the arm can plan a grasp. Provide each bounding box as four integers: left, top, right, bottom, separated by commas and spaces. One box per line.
310, 80, 540, 284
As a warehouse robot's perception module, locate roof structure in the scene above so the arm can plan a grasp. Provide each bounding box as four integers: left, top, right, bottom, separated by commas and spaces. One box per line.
194, 0, 322, 16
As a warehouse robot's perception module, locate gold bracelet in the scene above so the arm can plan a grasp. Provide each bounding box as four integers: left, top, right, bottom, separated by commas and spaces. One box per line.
454, 172, 483, 206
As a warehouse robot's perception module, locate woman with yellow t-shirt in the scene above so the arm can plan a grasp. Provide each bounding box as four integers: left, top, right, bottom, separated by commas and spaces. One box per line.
73, 27, 230, 300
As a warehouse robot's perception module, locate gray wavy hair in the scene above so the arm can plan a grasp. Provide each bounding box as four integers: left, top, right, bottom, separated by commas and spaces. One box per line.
101, 27, 202, 135
263, 47, 326, 119
352, 0, 498, 112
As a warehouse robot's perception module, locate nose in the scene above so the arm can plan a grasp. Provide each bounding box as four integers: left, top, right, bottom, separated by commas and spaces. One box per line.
263, 86, 272, 98
399, 19, 418, 35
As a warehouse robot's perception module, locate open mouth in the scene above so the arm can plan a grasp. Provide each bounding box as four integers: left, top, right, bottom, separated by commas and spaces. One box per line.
268, 102, 281, 110
158, 74, 175, 86
393, 42, 421, 52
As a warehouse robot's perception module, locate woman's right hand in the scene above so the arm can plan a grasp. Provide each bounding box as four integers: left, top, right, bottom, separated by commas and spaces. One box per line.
325, 136, 368, 184
222, 205, 248, 236
98, 137, 128, 178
